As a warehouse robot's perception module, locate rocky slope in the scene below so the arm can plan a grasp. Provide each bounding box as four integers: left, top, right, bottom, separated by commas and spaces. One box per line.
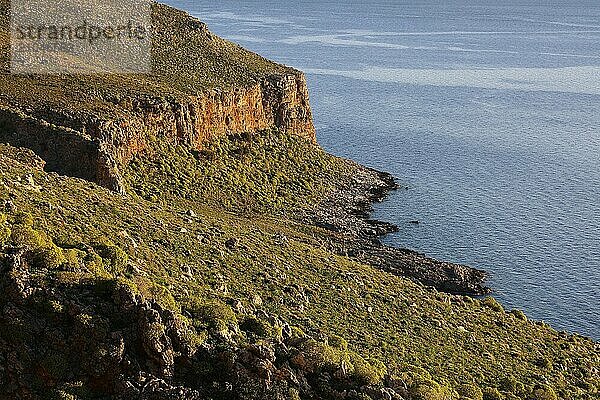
0, 245, 399, 400
0, 137, 598, 400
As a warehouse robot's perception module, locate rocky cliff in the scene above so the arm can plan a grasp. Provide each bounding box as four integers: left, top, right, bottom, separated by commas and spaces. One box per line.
1, 2, 598, 399
0, 72, 315, 193
0, 2, 315, 193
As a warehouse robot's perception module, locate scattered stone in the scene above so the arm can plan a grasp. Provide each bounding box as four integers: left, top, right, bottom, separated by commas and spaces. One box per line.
225, 238, 238, 250
252, 294, 263, 307
25, 174, 35, 186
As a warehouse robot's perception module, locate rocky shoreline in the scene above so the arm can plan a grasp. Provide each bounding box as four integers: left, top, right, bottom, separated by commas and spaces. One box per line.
305, 160, 490, 296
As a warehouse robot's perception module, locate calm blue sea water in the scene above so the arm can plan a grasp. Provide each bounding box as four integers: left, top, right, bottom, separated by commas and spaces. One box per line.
165, 0, 600, 340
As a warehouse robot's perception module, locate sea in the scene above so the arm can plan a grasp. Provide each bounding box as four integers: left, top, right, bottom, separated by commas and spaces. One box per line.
164, 0, 600, 340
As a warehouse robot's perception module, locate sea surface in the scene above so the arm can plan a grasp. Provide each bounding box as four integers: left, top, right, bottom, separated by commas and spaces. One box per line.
165, 0, 600, 340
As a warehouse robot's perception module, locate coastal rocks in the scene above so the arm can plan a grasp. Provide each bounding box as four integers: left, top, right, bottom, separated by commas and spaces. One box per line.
304, 161, 490, 296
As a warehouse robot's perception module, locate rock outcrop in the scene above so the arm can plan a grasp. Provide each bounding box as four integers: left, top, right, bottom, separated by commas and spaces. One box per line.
0, 247, 403, 400
0, 72, 315, 193
0, 248, 200, 399
0, 2, 315, 193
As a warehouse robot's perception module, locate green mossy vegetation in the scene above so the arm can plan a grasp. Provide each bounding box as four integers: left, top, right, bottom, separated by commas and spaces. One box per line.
240, 316, 282, 340
458, 384, 484, 400
0, 134, 599, 399
482, 297, 504, 313
92, 241, 129, 276
532, 385, 559, 400
125, 129, 351, 214
0, 212, 10, 244
410, 380, 456, 400
188, 300, 238, 334
482, 387, 503, 400
510, 309, 528, 322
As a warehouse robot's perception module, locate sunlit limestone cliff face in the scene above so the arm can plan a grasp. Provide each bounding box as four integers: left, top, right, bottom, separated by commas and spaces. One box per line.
0, 2, 315, 193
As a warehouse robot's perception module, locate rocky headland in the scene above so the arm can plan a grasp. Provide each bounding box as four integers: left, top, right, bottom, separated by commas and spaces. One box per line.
0, 2, 597, 400
303, 163, 489, 295
0, 2, 315, 193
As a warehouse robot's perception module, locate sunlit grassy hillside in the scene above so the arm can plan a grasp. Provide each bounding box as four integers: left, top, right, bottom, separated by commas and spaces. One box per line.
0, 132, 598, 399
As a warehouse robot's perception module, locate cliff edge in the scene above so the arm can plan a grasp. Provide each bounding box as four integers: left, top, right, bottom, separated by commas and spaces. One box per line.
0, 2, 315, 193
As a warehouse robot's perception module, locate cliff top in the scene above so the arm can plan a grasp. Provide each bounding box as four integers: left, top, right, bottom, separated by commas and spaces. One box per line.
0, 1, 294, 118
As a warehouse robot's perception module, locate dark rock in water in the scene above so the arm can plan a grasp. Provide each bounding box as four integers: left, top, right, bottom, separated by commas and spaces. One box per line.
302, 162, 490, 296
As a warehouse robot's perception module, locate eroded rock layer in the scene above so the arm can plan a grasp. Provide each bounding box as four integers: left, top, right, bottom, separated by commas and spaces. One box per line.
0, 72, 314, 193
0, 2, 315, 193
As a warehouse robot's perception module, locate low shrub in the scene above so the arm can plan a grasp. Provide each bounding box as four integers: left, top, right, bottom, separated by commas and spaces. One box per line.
181, 327, 208, 353
135, 277, 180, 312
457, 383, 483, 400
0, 225, 10, 245
93, 241, 128, 275
240, 316, 281, 339
51, 390, 77, 400
291, 339, 339, 373
61, 248, 86, 271
397, 365, 433, 388
532, 385, 558, 400
482, 387, 503, 400
411, 380, 457, 400
328, 334, 348, 351
191, 300, 238, 334
0, 213, 10, 245
510, 309, 527, 322
535, 357, 553, 370
288, 388, 301, 400
290, 326, 306, 339
499, 376, 518, 393
482, 297, 504, 313
10, 222, 47, 248
34, 245, 66, 270
350, 354, 387, 385
84, 251, 109, 277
